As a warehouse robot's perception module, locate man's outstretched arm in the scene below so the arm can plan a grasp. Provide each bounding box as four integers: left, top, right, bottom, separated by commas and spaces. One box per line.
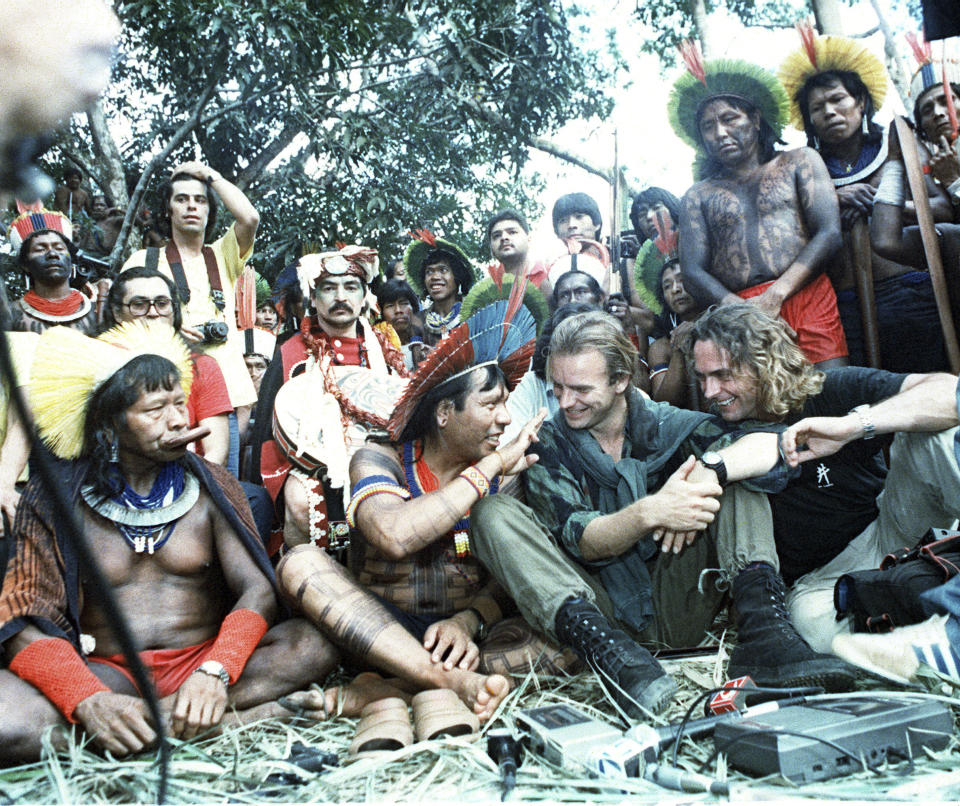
782, 372, 959, 464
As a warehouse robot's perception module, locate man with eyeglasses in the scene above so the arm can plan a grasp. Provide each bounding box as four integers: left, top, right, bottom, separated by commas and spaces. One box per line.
103, 267, 233, 467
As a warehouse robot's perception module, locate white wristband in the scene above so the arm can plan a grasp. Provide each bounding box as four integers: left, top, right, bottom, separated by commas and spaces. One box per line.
948, 177, 960, 204
874, 161, 905, 207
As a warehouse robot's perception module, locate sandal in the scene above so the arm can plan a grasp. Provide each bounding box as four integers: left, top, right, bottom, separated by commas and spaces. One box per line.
348, 697, 413, 758
411, 689, 479, 742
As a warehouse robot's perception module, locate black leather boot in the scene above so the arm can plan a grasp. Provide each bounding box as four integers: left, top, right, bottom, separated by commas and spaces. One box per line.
554, 596, 677, 717
728, 564, 856, 691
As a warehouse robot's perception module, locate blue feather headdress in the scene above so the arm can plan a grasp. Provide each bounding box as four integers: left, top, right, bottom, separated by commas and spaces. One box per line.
387, 270, 536, 441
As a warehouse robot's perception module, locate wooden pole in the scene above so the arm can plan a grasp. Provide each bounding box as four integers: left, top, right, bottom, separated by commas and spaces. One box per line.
849, 218, 881, 368
893, 115, 960, 373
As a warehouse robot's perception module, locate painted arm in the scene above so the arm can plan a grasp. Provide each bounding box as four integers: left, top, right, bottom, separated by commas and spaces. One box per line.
352, 412, 545, 561
751, 149, 841, 318
678, 188, 741, 307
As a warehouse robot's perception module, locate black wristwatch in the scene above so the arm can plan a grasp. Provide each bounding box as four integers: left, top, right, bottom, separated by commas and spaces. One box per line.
466, 607, 488, 642
699, 451, 728, 486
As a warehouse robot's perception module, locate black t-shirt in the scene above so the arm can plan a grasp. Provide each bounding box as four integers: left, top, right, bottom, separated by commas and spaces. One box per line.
772, 367, 907, 584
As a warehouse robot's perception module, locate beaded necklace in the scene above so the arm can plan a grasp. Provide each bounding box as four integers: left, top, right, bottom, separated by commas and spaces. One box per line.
109, 462, 185, 554
402, 441, 498, 558
423, 301, 461, 337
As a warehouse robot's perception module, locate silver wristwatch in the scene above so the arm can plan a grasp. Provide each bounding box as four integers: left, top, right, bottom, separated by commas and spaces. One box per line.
699, 451, 728, 486
850, 404, 875, 440
195, 660, 230, 686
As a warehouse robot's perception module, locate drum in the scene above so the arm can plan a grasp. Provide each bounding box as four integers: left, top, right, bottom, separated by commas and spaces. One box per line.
272, 365, 408, 474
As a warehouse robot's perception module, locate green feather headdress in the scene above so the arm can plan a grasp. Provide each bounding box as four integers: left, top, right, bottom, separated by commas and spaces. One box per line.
402, 229, 476, 299
668, 41, 789, 153
459, 274, 549, 335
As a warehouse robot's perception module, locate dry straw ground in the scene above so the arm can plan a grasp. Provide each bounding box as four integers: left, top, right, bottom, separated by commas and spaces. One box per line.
2, 646, 959, 804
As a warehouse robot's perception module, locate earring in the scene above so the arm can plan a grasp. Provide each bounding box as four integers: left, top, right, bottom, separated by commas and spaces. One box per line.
109, 436, 119, 463
862, 116, 869, 135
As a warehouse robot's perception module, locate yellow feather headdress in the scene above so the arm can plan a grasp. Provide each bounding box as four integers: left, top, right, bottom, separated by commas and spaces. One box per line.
30, 321, 193, 459
778, 22, 888, 132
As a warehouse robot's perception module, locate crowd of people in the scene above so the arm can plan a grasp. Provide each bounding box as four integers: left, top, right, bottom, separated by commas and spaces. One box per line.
1, 17, 960, 765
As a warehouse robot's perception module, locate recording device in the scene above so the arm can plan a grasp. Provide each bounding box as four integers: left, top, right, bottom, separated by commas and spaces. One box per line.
486, 728, 521, 801
198, 319, 229, 344
516, 688, 949, 790
714, 697, 953, 783
515, 703, 727, 794
619, 229, 640, 260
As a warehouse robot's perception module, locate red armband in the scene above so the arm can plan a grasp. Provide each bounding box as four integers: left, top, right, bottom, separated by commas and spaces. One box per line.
204, 608, 268, 684
8, 637, 110, 723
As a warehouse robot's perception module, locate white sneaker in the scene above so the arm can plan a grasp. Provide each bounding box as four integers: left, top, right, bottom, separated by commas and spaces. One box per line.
831, 614, 960, 686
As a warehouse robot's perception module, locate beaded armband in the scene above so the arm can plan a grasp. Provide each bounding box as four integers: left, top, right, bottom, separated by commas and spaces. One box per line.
459, 465, 491, 498
346, 474, 411, 528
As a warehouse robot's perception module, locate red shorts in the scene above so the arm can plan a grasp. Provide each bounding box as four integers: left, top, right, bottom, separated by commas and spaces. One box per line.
737, 273, 848, 363
87, 637, 215, 698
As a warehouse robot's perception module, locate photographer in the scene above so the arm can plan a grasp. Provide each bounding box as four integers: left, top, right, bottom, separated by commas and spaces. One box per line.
121, 161, 260, 474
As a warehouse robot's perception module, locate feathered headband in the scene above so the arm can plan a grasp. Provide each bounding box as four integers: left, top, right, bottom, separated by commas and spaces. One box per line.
402, 229, 476, 299
459, 273, 550, 335
779, 21, 888, 132
906, 31, 960, 141
387, 268, 536, 441
668, 41, 789, 151
297, 245, 379, 300
30, 321, 194, 459
634, 209, 679, 316
6, 200, 73, 254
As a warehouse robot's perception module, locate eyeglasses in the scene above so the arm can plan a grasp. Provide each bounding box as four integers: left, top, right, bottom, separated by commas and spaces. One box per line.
120, 296, 173, 315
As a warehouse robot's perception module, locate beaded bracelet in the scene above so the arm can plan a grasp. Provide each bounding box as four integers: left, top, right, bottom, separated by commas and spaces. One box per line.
346, 480, 411, 527
459, 465, 491, 498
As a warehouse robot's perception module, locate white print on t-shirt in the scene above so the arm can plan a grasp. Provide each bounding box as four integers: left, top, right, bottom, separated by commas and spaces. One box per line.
816, 463, 833, 488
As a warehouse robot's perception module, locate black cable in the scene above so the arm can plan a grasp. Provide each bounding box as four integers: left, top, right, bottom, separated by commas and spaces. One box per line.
699, 728, 881, 776
0, 327, 169, 803
669, 683, 822, 766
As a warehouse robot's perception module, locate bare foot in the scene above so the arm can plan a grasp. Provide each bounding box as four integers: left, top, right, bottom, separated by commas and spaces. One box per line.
453, 672, 510, 722
323, 672, 411, 717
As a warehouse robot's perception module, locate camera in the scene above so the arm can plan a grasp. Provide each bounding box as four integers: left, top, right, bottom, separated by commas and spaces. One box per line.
198, 320, 229, 344
69, 250, 112, 289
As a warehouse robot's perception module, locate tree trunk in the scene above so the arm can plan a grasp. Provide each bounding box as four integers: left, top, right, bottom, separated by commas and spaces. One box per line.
866, 0, 911, 109
690, 0, 714, 59
86, 99, 129, 208
810, 0, 844, 35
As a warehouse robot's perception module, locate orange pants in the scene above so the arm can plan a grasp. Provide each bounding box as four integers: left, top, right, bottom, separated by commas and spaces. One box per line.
87, 637, 215, 698
737, 273, 848, 363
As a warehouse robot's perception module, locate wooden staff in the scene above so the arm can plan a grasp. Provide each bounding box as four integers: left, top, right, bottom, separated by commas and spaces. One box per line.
848, 218, 881, 368
894, 115, 960, 373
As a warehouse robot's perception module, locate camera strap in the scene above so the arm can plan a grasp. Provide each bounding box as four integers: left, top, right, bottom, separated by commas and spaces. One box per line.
147, 243, 224, 312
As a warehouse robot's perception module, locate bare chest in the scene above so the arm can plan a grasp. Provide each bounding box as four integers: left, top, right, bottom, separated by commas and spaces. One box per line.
81, 494, 218, 585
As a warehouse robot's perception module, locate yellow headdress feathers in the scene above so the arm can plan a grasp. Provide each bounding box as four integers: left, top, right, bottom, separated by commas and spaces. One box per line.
779, 23, 888, 132
31, 321, 193, 459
